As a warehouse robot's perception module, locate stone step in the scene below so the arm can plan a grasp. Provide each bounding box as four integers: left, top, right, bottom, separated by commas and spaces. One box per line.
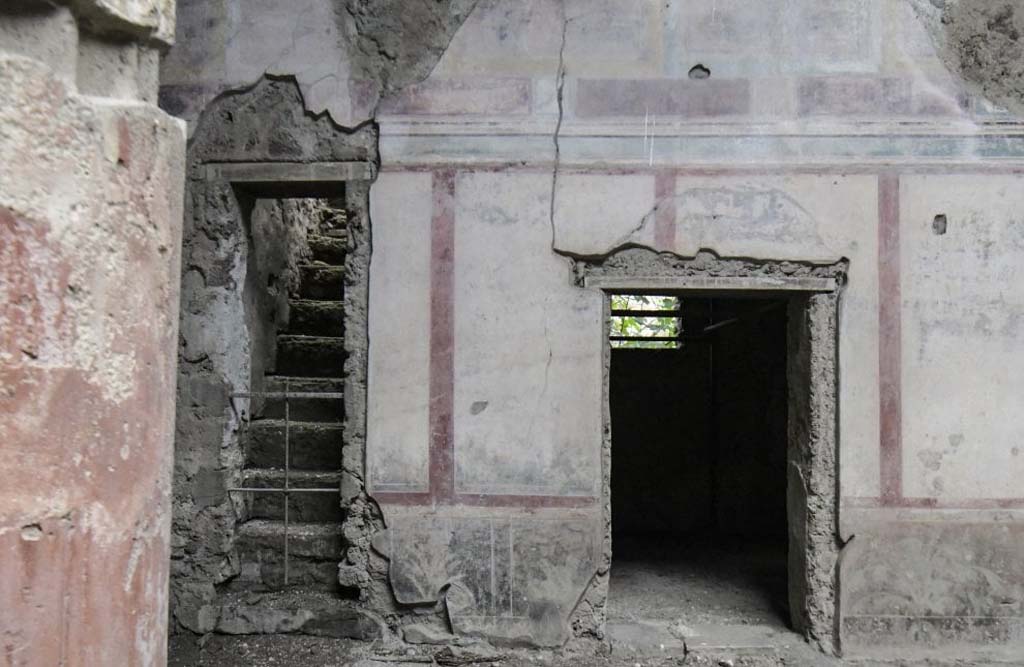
246, 420, 343, 470
235, 520, 343, 590
214, 588, 381, 639
296, 263, 344, 301
287, 299, 344, 337
258, 377, 344, 422
275, 335, 345, 378
307, 234, 346, 265
241, 469, 342, 523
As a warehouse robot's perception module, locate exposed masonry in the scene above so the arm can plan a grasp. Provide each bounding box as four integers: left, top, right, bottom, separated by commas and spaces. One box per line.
912, 0, 1024, 118
573, 248, 848, 654
171, 76, 384, 636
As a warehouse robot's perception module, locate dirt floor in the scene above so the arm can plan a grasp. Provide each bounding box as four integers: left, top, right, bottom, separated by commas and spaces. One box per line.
608, 534, 789, 626
606, 534, 794, 656
167, 633, 1017, 667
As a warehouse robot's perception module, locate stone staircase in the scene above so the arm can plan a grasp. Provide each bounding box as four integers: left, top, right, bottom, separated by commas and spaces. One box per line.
233, 220, 349, 596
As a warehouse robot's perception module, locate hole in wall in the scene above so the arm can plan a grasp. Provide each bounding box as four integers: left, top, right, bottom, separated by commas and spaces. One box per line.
933, 214, 948, 235
688, 64, 711, 80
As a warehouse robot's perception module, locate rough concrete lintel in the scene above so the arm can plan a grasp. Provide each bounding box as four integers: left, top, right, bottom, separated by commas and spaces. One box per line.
205, 161, 377, 184
582, 275, 838, 293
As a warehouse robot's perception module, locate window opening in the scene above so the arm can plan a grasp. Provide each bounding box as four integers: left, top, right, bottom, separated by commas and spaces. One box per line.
609, 294, 682, 349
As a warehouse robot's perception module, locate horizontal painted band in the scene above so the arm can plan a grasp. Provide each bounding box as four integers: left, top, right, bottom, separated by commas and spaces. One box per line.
381, 132, 1024, 167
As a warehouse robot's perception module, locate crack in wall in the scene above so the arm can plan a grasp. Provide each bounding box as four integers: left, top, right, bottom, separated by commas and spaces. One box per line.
548, 4, 570, 245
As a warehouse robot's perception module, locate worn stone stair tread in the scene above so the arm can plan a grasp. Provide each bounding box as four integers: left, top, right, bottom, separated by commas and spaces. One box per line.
233, 520, 343, 588
277, 334, 344, 343
296, 263, 344, 300
248, 418, 344, 427
241, 470, 343, 522
246, 418, 344, 434
245, 418, 345, 463
263, 376, 345, 390
238, 519, 343, 538
307, 234, 347, 265
215, 588, 381, 639
236, 521, 343, 560
286, 299, 344, 336
219, 587, 349, 610
242, 468, 340, 484
275, 336, 346, 377
257, 376, 345, 421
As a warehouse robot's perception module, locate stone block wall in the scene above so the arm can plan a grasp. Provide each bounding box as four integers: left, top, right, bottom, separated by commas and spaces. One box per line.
0, 0, 185, 664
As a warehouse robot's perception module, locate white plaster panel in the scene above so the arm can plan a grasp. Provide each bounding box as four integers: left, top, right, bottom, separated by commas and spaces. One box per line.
552, 173, 656, 256
453, 172, 603, 496
367, 172, 433, 493
432, 0, 563, 77
668, 174, 865, 262
434, 0, 660, 79
901, 175, 1024, 500
562, 0, 663, 77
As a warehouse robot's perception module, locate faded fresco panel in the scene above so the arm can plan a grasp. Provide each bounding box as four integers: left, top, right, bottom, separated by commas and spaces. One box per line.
453, 172, 603, 497
366, 172, 433, 493
901, 175, 1024, 500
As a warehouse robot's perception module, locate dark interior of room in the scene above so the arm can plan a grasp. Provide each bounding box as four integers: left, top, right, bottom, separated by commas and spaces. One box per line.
608, 296, 791, 630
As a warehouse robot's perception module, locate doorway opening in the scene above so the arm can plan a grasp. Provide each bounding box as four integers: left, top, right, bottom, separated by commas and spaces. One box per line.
607, 293, 791, 646
578, 250, 843, 653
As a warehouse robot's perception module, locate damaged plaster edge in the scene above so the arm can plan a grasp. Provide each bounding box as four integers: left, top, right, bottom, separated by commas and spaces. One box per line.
563, 245, 851, 276
363, 1, 485, 119
184, 74, 380, 151
904, 0, 1024, 119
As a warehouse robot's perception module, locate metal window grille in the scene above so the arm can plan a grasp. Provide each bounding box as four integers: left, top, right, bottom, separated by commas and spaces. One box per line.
609, 294, 684, 348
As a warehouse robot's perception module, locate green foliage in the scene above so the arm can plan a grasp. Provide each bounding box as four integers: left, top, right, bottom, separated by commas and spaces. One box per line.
610, 295, 680, 349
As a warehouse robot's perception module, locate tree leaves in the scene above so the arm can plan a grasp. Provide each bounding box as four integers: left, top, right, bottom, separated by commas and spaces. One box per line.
610, 295, 680, 349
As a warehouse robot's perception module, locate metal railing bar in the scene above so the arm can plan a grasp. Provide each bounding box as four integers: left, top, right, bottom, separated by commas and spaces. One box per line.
227, 487, 340, 493
610, 310, 683, 317
609, 336, 684, 342
283, 379, 290, 586
231, 391, 344, 400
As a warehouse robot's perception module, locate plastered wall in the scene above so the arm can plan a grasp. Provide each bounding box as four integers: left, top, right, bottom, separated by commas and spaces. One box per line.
366, 0, 1024, 656
0, 0, 185, 664
160, 0, 1024, 658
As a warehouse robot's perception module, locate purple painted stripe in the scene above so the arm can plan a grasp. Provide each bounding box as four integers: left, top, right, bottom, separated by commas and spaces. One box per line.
878, 173, 903, 505
430, 170, 457, 502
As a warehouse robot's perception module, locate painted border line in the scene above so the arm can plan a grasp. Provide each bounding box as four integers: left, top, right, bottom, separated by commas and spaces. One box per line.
878, 172, 903, 505
429, 169, 457, 502
654, 171, 677, 250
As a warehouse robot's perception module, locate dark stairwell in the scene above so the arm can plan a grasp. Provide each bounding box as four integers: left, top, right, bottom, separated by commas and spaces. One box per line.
215, 204, 375, 638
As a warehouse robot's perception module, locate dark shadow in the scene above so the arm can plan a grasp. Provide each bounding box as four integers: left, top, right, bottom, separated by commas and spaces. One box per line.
609, 296, 790, 629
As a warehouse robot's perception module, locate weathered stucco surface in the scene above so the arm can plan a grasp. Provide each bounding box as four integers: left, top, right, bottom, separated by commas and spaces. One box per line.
0, 0, 185, 664
159, 0, 480, 128
162, 0, 1024, 659
367, 0, 1024, 657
